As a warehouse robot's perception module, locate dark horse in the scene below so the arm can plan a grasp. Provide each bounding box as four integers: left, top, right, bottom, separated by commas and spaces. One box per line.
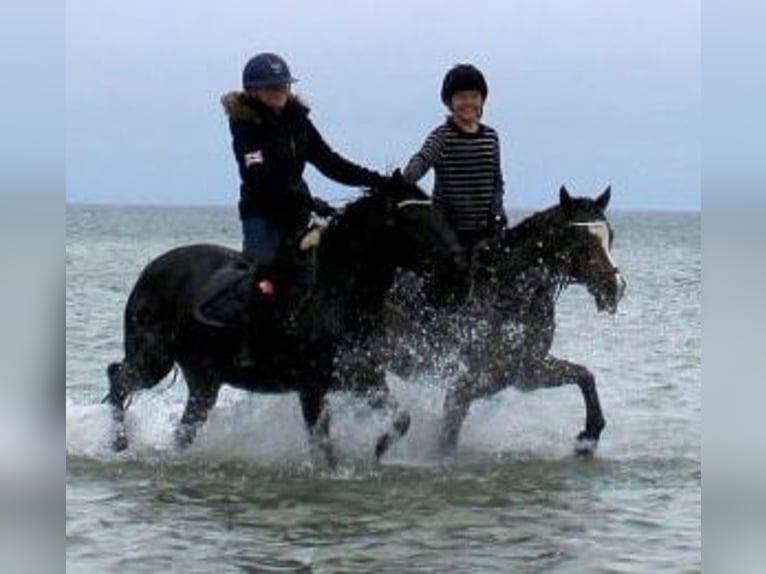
105, 175, 464, 465
388, 186, 626, 455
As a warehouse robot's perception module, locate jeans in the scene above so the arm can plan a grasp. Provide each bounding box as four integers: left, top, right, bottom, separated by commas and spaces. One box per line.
241, 215, 313, 301
241, 215, 284, 267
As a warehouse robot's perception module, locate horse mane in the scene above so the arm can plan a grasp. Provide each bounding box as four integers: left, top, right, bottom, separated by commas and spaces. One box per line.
503, 195, 609, 248
321, 190, 382, 249
503, 203, 566, 248
296, 188, 402, 337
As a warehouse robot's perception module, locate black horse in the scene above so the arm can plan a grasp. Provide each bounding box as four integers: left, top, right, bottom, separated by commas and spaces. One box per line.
105, 175, 464, 465
388, 186, 626, 455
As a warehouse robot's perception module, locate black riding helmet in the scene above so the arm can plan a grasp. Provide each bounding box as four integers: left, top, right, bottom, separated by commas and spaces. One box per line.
242, 52, 298, 89
440, 64, 488, 106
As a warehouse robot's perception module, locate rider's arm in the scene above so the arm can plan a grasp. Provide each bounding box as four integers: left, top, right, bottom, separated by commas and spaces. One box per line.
402, 126, 446, 183
305, 119, 385, 188
493, 132, 506, 222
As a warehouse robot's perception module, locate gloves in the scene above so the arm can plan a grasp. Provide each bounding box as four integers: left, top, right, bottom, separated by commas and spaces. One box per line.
484, 212, 507, 249
312, 196, 338, 218
493, 211, 508, 232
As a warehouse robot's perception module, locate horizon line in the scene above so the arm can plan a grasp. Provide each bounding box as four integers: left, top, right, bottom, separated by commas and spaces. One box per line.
65, 200, 702, 214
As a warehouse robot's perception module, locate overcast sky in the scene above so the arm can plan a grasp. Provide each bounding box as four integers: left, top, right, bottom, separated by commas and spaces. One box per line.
65, 0, 700, 211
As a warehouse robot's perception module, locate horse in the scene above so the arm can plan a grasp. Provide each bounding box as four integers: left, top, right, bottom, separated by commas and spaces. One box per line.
387, 186, 627, 455
104, 174, 465, 465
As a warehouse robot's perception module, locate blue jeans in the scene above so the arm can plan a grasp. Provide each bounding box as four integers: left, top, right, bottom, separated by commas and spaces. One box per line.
241, 215, 284, 267
242, 215, 315, 299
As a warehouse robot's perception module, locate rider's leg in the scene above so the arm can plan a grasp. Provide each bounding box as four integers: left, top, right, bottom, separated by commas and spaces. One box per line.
238, 215, 284, 366
242, 214, 282, 271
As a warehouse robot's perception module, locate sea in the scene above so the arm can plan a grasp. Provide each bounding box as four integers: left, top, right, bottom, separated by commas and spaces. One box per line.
66, 204, 701, 573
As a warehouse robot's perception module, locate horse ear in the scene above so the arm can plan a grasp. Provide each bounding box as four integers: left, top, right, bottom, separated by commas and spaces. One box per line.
596, 186, 611, 211
559, 186, 572, 209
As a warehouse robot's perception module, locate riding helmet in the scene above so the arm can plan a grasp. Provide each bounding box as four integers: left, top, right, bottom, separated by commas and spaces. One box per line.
441, 64, 488, 105
242, 53, 297, 89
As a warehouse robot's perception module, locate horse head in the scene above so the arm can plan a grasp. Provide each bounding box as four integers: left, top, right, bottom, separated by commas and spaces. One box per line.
555, 185, 627, 313
366, 169, 466, 272
312, 171, 465, 316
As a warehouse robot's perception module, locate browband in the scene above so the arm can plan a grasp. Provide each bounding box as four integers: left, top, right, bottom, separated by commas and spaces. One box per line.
396, 199, 432, 209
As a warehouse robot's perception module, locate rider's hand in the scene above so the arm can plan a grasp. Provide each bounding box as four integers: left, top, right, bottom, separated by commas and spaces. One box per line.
494, 211, 508, 231
491, 212, 508, 242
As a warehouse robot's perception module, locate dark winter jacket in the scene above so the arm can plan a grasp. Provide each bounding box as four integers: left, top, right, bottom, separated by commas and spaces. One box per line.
221, 91, 384, 224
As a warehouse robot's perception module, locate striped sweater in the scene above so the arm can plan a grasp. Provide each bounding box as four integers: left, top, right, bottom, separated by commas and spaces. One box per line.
403, 120, 504, 235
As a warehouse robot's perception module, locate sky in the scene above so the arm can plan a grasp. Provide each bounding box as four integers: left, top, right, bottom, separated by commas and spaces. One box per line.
65, 0, 700, 211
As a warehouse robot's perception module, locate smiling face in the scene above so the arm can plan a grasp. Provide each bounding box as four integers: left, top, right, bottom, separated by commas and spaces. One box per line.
449, 90, 483, 129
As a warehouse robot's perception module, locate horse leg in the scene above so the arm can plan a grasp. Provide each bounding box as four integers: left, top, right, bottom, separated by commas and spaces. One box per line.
341, 350, 411, 461
105, 362, 137, 451
372, 390, 411, 461
174, 366, 221, 449
571, 366, 606, 456
439, 372, 487, 455
299, 389, 337, 468
357, 380, 410, 462
440, 344, 519, 455
520, 356, 606, 456
105, 341, 174, 451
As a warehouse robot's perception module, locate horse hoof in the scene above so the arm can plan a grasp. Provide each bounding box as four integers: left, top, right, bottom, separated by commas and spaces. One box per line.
112, 431, 128, 452
436, 438, 458, 459
374, 434, 391, 461
374, 411, 412, 461
393, 411, 411, 436
574, 436, 598, 456
174, 428, 194, 450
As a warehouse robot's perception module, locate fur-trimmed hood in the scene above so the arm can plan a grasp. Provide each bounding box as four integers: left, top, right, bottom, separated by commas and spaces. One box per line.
220, 91, 310, 124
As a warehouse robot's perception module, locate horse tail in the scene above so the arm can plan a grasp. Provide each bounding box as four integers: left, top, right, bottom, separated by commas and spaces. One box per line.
107, 284, 178, 404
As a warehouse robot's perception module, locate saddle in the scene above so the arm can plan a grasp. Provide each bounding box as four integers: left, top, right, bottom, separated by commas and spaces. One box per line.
194, 224, 326, 329
193, 259, 263, 328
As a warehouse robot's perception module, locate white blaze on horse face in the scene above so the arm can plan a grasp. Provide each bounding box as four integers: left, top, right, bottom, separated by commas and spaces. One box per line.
571, 221, 615, 267
572, 221, 626, 302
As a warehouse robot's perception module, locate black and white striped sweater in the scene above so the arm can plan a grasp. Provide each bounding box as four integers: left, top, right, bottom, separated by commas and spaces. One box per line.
403, 120, 504, 235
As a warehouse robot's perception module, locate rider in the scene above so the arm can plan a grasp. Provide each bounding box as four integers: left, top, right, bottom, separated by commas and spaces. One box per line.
219, 52, 388, 366
222, 52, 388, 294
402, 63, 506, 304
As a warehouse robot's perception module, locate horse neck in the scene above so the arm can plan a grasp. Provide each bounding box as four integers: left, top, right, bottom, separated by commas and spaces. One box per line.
495, 209, 569, 298
314, 214, 397, 317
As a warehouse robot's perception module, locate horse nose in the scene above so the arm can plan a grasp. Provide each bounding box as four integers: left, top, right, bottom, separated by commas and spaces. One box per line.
615, 271, 627, 301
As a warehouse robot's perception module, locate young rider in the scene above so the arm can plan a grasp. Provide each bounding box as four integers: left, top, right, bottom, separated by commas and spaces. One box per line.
403, 63, 506, 303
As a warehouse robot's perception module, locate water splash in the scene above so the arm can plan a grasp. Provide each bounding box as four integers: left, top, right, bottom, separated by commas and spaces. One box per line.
66, 367, 600, 473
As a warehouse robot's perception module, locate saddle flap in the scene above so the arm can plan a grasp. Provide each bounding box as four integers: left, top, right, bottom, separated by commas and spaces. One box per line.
194, 261, 261, 327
